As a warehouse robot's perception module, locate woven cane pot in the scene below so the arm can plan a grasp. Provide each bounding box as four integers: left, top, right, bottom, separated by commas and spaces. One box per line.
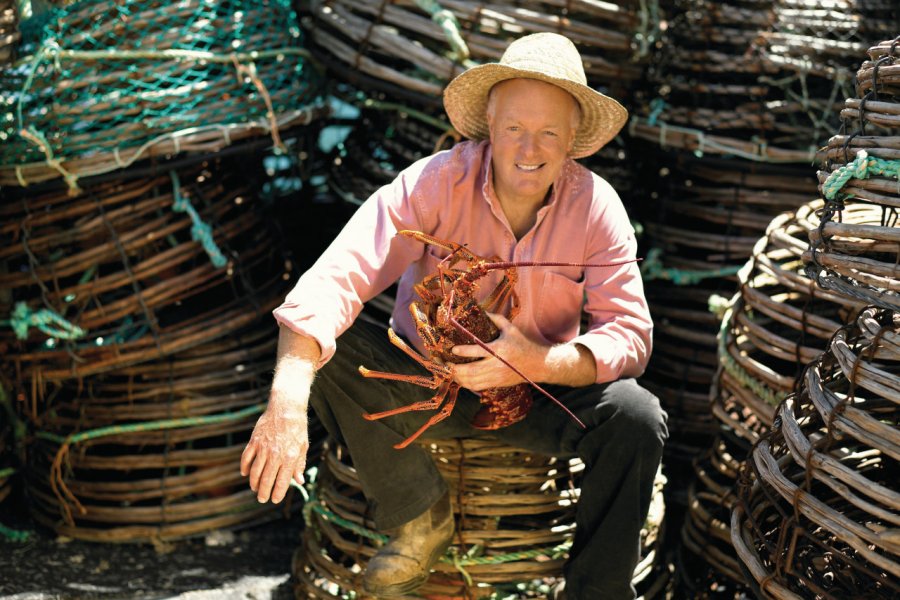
732, 307, 900, 599
1, 0, 326, 188
0, 160, 293, 384
303, 0, 651, 110
293, 437, 669, 599
807, 40, 900, 312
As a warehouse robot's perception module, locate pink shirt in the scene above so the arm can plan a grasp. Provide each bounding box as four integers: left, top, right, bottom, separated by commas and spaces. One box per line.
273, 140, 652, 384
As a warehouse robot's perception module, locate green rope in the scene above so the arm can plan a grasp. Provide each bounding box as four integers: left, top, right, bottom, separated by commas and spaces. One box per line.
0, 522, 31, 542
297, 476, 572, 568
2, 301, 86, 341
361, 96, 454, 134
35, 403, 264, 446
629, 116, 818, 163
414, 0, 470, 61
821, 150, 900, 200
169, 171, 228, 268
640, 248, 742, 286
716, 301, 787, 408
0, 467, 15, 479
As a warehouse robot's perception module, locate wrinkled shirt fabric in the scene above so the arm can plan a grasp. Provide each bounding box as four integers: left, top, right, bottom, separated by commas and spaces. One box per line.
273, 140, 652, 384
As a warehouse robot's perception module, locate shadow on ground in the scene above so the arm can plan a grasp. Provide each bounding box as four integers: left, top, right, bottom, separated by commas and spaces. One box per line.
0, 495, 302, 600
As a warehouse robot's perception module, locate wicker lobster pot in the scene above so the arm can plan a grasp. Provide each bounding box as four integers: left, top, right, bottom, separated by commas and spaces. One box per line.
808, 39, 900, 313
0, 0, 327, 189
0, 162, 291, 384
0, 157, 299, 541
22, 320, 295, 543
757, 2, 900, 155
303, 0, 652, 111
294, 437, 670, 599
713, 203, 866, 444
638, 154, 818, 463
676, 430, 754, 598
323, 87, 459, 207
732, 307, 900, 599
630, 0, 822, 163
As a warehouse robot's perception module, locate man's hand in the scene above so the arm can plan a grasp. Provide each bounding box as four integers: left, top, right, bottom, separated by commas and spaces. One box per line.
450, 313, 547, 391
240, 393, 309, 504
241, 327, 320, 504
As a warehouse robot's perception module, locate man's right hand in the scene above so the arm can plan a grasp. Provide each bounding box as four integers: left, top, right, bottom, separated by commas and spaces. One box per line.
240, 392, 309, 504
240, 327, 321, 504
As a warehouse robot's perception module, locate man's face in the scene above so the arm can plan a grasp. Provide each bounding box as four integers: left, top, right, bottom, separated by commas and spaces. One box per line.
487, 78, 579, 206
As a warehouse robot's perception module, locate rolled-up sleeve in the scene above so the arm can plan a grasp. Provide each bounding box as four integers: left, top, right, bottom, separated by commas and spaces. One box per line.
571, 185, 653, 384
272, 160, 431, 368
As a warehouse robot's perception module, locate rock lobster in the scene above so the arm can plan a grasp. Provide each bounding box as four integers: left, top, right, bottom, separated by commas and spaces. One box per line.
359, 230, 639, 449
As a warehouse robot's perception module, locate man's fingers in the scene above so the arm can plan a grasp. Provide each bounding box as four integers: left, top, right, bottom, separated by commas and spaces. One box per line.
239, 442, 257, 477
270, 464, 295, 504
256, 459, 280, 503
452, 344, 488, 358
248, 450, 268, 493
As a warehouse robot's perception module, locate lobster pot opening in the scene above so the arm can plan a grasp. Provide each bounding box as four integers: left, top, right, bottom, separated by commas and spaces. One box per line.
713, 204, 866, 443
732, 307, 900, 599
1, 0, 327, 190
293, 437, 670, 599
676, 430, 753, 597
301, 0, 651, 112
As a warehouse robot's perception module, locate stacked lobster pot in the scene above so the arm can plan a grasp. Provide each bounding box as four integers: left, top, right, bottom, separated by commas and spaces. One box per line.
294, 438, 672, 599
760, 0, 900, 152
732, 306, 899, 599
0, 0, 328, 541
686, 202, 866, 594
629, 0, 819, 473
0, 0, 327, 192
728, 37, 900, 598
625, 1, 899, 595
0, 164, 297, 541
302, 0, 659, 208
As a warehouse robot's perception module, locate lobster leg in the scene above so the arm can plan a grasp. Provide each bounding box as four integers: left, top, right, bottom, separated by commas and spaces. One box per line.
363, 378, 454, 422
358, 367, 440, 389
393, 383, 461, 449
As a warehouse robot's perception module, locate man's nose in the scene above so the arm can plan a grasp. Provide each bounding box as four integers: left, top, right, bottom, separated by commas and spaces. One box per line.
519, 133, 538, 157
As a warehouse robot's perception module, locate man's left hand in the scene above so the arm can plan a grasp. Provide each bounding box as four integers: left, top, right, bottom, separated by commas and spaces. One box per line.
450, 313, 548, 391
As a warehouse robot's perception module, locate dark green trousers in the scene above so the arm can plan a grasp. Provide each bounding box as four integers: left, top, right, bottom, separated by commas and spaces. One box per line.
309, 318, 667, 599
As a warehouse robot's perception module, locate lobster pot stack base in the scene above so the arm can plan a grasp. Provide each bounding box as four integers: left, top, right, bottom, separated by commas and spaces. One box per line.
293, 437, 670, 599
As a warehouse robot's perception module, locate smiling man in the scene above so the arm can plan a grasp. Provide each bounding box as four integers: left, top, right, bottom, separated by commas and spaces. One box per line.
240, 33, 667, 599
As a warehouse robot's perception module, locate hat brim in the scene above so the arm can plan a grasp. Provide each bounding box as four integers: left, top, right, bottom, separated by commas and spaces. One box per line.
443, 64, 628, 159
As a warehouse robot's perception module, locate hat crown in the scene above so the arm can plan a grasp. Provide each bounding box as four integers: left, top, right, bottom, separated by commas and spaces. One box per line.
498, 33, 587, 86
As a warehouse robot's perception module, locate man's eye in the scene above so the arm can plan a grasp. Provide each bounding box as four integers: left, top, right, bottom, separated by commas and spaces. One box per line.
507, 126, 519, 132
544, 131, 558, 137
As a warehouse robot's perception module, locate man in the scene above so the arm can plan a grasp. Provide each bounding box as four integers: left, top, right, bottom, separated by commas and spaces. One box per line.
241, 33, 667, 599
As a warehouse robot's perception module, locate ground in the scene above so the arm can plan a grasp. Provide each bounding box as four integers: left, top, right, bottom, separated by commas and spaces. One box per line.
0, 498, 302, 600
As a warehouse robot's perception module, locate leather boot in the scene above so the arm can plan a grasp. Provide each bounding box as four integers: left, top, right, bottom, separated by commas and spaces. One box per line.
362, 490, 455, 597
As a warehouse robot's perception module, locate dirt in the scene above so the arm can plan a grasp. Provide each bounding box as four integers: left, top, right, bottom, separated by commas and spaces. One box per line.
0, 495, 303, 600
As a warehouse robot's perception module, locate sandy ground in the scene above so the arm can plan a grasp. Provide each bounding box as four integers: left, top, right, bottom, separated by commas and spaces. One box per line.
0, 500, 302, 600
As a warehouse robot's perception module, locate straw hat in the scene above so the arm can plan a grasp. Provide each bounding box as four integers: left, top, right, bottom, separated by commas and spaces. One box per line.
443, 32, 628, 159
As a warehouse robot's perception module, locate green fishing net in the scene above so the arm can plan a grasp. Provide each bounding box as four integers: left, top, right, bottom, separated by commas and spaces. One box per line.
1, 0, 325, 190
